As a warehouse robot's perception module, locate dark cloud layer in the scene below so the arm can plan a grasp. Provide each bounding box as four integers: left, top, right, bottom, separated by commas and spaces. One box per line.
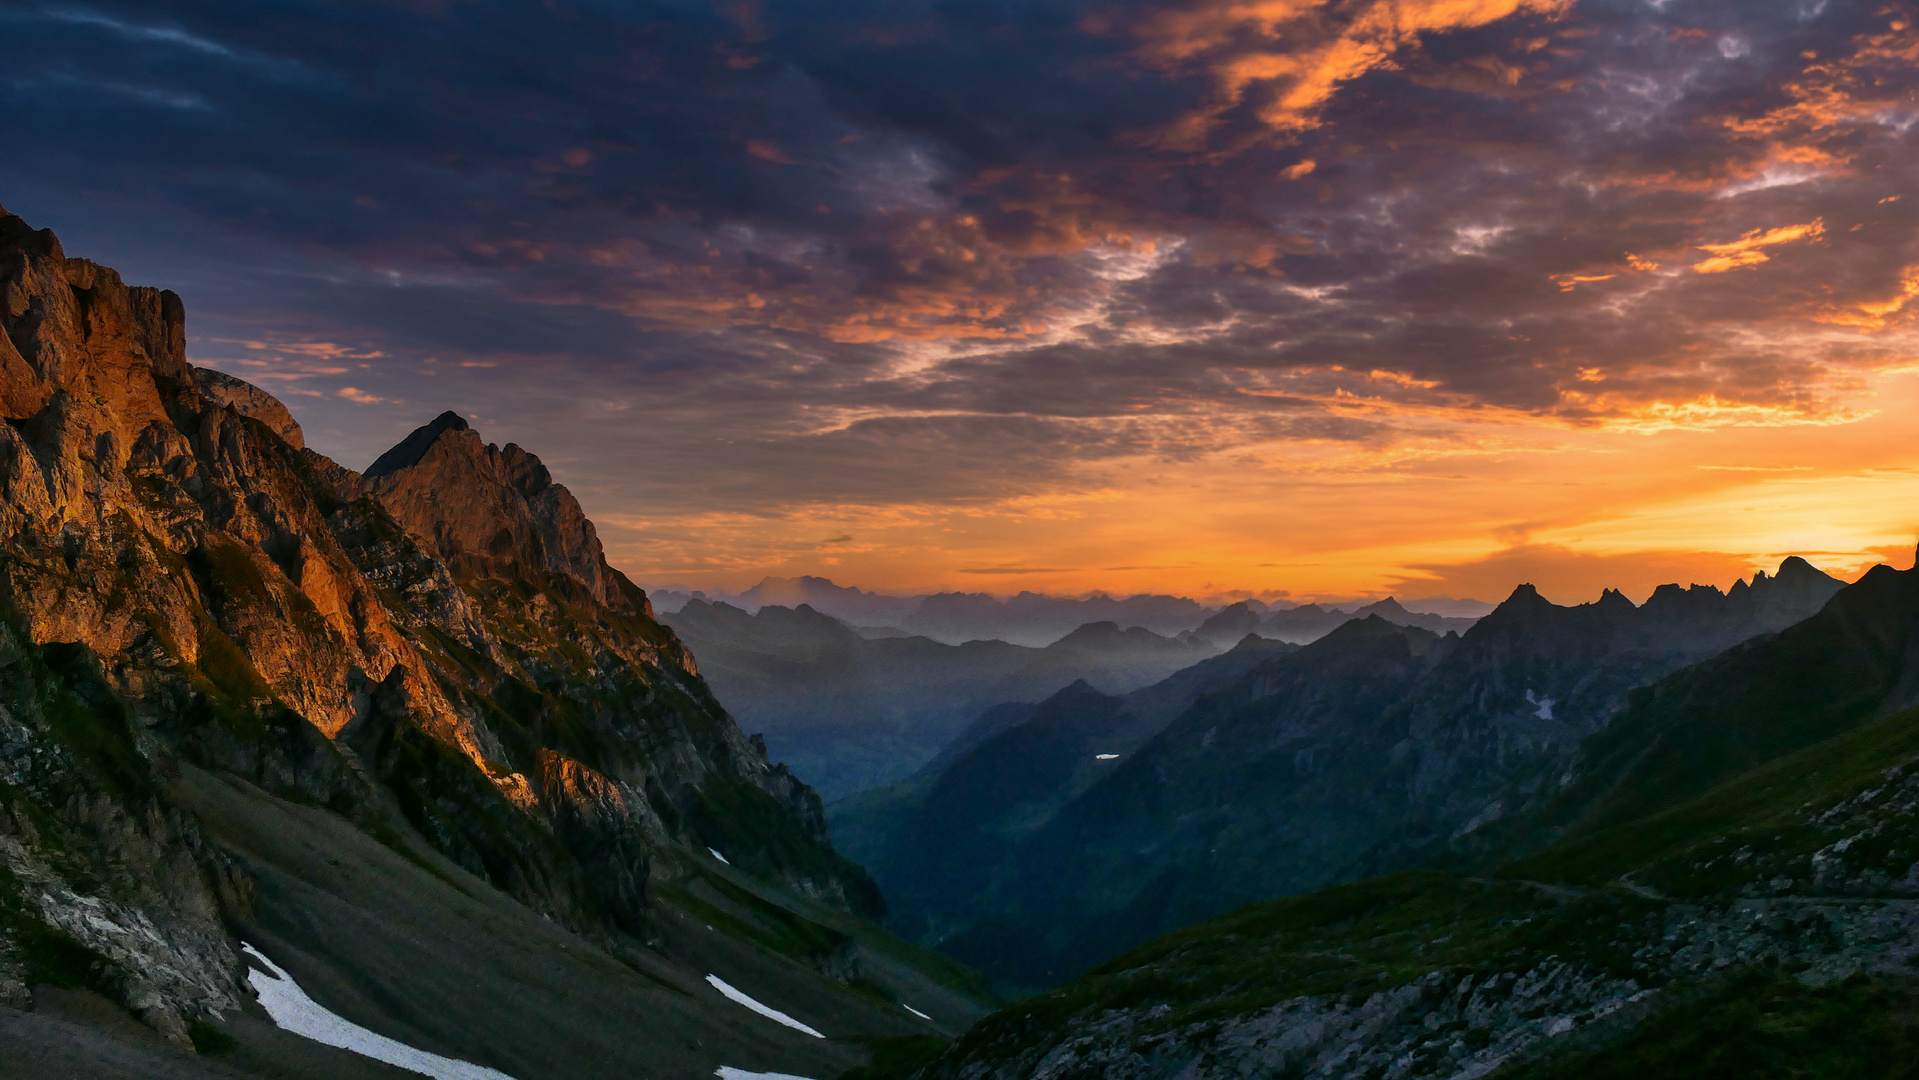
3, 0, 1916, 564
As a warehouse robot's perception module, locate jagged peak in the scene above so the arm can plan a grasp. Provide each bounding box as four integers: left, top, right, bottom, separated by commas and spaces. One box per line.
364, 410, 473, 478
1774, 554, 1833, 584
360, 411, 623, 610
1595, 587, 1635, 609
1503, 583, 1548, 605
1317, 613, 1434, 645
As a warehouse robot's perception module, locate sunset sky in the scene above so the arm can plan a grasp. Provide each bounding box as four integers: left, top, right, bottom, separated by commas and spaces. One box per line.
4, 0, 1917, 604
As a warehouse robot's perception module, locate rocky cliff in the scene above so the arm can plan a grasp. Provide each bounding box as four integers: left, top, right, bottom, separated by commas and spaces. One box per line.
0, 204, 876, 1044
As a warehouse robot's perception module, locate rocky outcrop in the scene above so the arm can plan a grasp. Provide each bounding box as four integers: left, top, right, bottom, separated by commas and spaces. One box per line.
929, 894, 1919, 1080
191, 366, 303, 449
362, 410, 630, 612
0, 205, 877, 1038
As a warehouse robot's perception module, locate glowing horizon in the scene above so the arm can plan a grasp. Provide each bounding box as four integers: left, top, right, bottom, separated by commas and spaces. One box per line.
5, 1, 1916, 608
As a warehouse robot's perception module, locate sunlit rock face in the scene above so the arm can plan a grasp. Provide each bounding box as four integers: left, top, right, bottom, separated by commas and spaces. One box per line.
362, 410, 632, 614
0, 205, 877, 1036
191, 365, 304, 450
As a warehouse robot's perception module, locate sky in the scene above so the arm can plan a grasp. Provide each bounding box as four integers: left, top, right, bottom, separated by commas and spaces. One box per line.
3, 0, 1917, 605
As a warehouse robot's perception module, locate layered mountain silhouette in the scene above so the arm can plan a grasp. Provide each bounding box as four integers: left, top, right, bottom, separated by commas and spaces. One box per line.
837, 559, 1844, 989
0, 206, 986, 1078
920, 552, 1919, 1080
661, 599, 1218, 796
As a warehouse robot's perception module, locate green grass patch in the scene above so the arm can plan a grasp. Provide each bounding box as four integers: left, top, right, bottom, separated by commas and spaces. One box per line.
662, 869, 854, 969
960, 869, 1663, 1049
187, 1018, 239, 1056
684, 777, 886, 920
837, 1034, 950, 1080
1510, 705, 1919, 897
1501, 970, 1919, 1080
34, 643, 155, 801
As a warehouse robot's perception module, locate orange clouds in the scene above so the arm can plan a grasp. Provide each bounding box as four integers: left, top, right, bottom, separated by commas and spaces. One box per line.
1120, 0, 1573, 145
1692, 219, 1825, 274
1820, 266, 1919, 330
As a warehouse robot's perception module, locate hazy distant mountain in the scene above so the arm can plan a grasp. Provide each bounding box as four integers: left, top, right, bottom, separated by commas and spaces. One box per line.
900, 590, 1214, 647
830, 636, 1299, 929
737, 574, 924, 626
660, 601, 1218, 796
852, 558, 1845, 990
652, 577, 1246, 645
1255, 595, 1480, 643
1185, 600, 1264, 648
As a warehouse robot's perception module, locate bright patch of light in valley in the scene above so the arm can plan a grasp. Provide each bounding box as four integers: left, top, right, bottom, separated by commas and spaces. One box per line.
243, 943, 517, 1080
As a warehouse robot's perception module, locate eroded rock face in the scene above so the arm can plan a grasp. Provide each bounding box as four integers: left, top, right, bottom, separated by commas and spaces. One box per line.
362, 411, 632, 613
0, 205, 876, 1035
191, 366, 304, 449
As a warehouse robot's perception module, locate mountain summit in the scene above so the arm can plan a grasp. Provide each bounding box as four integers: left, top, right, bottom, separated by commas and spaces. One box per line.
362, 409, 630, 610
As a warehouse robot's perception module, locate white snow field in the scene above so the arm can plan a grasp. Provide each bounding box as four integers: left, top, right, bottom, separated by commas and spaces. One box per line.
902, 1003, 932, 1020
242, 942, 518, 1080
715, 1068, 821, 1080
710, 848, 732, 864
705, 974, 825, 1037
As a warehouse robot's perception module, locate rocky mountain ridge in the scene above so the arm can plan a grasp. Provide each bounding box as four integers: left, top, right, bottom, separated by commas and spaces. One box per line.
0, 204, 880, 1053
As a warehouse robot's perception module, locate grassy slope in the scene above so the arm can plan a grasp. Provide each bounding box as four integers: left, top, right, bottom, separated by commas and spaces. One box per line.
933, 696, 1919, 1077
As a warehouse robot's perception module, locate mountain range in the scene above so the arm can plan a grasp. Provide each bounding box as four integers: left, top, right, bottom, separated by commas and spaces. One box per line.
652, 577, 1491, 650
832, 557, 1846, 991
660, 600, 1219, 797
916, 550, 1919, 1080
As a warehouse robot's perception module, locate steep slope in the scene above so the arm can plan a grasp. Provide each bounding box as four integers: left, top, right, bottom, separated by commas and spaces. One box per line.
662, 601, 1217, 796
0, 204, 968, 1074
1498, 551, 1919, 853
880, 563, 1843, 990
828, 636, 1299, 973
921, 574, 1919, 1079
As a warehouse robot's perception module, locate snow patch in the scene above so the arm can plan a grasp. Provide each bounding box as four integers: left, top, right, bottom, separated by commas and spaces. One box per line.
707, 975, 824, 1038
709, 848, 731, 864
1524, 689, 1555, 721
903, 1003, 931, 1020
1095, 754, 1119, 761
716, 1069, 819, 1080
242, 943, 517, 1080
